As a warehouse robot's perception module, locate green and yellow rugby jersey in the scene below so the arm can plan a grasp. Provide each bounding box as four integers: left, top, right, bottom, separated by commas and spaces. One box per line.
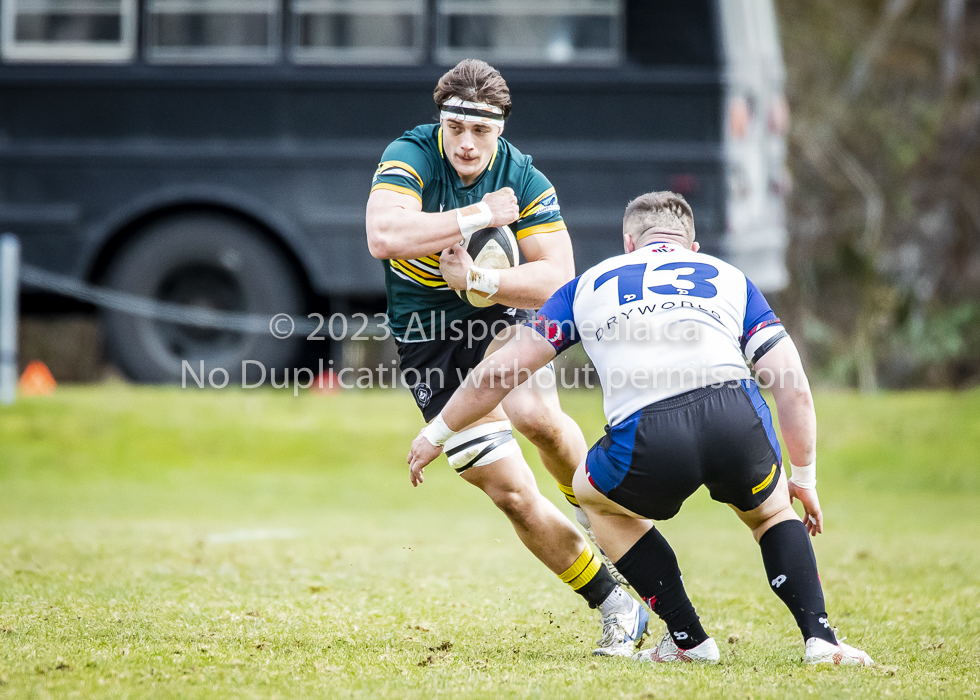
371, 123, 565, 341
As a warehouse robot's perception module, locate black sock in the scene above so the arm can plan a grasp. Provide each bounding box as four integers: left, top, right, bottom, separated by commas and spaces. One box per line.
759, 519, 837, 644
614, 527, 708, 650
575, 564, 619, 609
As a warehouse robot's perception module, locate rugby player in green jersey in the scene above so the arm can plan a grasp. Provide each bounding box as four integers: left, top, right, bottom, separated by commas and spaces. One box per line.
365, 59, 646, 655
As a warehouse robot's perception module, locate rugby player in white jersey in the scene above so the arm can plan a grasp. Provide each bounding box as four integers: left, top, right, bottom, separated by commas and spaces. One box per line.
407, 191, 874, 666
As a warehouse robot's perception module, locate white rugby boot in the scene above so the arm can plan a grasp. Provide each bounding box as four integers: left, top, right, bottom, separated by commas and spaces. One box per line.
592, 595, 650, 657
632, 630, 720, 665
803, 637, 874, 666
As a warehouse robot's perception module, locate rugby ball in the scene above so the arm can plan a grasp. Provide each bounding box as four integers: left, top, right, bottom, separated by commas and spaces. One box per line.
457, 225, 519, 308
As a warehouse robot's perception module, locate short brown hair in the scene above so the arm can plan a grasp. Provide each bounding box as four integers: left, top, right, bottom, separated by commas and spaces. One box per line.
623, 191, 696, 244
433, 59, 512, 119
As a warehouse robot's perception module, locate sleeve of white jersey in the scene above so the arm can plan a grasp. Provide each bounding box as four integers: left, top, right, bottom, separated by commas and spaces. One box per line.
740, 278, 789, 364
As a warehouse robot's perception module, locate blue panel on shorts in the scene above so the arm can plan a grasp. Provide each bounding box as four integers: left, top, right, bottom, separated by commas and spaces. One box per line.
586, 408, 642, 493
739, 379, 782, 465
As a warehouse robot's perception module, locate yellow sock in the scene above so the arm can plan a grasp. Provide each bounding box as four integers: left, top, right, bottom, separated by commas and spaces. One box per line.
559, 545, 601, 591
559, 544, 616, 607
557, 482, 579, 508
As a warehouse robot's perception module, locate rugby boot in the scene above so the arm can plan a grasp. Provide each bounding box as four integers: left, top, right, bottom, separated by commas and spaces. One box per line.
803, 637, 874, 666
592, 595, 650, 657
632, 630, 720, 665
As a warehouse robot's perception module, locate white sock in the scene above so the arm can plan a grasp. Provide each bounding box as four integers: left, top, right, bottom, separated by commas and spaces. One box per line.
598, 585, 634, 617
574, 506, 591, 530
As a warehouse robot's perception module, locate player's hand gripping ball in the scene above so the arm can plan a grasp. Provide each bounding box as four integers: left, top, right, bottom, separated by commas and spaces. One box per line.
454, 225, 519, 308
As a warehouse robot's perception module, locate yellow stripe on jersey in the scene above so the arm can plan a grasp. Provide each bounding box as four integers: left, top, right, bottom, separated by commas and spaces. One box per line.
520, 187, 556, 218
370, 182, 422, 205
376, 160, 423, 188
418, 254, 441, 267
397, 259, 443, 280
514, 220, 566, 240
391, 260, 448, 288
752, 464, 779, 495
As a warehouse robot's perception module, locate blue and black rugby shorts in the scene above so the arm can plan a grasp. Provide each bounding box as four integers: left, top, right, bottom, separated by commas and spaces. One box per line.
395, 305, 533, 423
585, 380, 783, 520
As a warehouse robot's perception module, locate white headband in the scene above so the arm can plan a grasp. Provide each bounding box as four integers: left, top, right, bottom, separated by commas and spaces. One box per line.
440, 97, 505, 125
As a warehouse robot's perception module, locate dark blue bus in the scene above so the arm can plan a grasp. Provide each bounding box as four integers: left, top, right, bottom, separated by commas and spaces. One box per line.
0, 0, 790, 382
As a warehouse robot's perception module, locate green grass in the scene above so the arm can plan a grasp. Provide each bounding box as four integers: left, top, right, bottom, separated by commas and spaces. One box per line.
1, 385, 979, 699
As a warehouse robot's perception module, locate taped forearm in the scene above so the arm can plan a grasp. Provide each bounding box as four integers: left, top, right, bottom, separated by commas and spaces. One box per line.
477, 259, 569, 309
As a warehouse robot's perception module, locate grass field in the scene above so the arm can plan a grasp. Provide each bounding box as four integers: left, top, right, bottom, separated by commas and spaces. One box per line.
1, 384, 979, 699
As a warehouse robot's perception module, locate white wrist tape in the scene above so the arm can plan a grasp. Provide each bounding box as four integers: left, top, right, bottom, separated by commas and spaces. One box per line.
466, 266, 500, 298
456, 201, 492, 240
789, 461, 816, 490
422, 413, 456, 447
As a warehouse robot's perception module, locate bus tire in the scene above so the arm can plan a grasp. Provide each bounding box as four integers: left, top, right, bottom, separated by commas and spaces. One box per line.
102, 213, 304, 385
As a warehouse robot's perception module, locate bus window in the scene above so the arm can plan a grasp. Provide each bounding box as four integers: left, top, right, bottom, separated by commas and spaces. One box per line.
0, 0, 136, 62
146, 0, 280, 64
435, 0, 621, 66
291, 0, 425, 65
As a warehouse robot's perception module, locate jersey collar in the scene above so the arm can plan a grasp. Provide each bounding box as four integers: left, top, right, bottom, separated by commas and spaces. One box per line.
644, 241, 682, 253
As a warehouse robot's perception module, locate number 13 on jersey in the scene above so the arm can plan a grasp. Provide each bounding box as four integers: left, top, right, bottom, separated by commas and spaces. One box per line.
594, 262, 720, 305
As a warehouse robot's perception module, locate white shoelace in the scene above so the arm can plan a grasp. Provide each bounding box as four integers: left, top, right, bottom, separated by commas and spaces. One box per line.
597, 614, 628, 647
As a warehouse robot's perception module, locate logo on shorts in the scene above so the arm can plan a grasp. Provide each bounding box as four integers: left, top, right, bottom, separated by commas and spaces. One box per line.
413, 382, 432, 409
771, 574, 787, 588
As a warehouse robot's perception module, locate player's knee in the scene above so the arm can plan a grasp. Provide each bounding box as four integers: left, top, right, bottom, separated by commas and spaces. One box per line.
489, 486, 536, 523
750, 505, 798, 541
512, 410, 564, 450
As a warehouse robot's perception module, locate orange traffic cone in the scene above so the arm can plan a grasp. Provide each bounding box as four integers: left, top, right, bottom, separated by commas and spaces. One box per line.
19, 360, 57, 397
310, 370, 342, 395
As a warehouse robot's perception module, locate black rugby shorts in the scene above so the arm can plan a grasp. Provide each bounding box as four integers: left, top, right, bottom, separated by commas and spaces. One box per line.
395, 305, 533, 422
585, 381, 783, 520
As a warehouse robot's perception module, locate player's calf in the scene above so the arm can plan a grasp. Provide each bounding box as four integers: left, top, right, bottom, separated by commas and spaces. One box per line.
614, 527, 710, 652
759, 519, 838, 645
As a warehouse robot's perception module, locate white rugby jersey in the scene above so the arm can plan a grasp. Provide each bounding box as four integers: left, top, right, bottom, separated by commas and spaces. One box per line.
530, 241, 787, 426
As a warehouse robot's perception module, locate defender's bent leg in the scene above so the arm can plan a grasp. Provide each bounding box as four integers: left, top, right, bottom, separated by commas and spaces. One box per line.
731, 473, 839, 646
574, 467, 713, 658
732, 475, 872, 664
